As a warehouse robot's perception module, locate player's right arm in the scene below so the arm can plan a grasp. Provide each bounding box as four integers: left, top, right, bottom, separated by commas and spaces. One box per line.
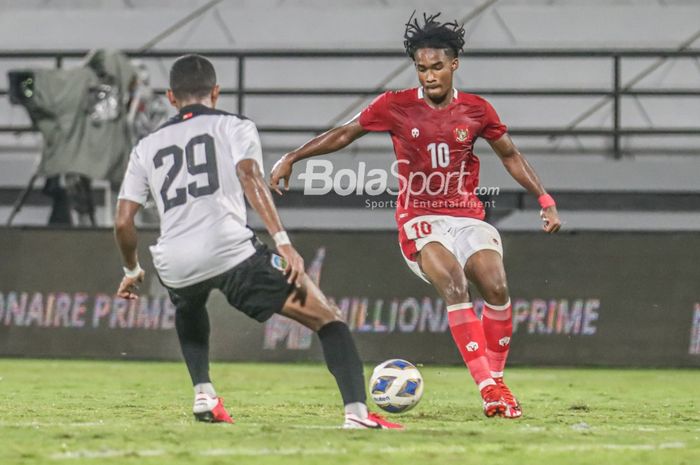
269, 117, 367, 195
237, 157, 306, 288
229, 118, 306, 287
114, 145, 149, 300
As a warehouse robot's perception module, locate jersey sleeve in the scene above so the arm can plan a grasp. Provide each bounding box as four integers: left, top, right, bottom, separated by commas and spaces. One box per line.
230, 119, 264, 170
480, 98, 508, 141
359, 92, 393, 132
118, 146, 150, 205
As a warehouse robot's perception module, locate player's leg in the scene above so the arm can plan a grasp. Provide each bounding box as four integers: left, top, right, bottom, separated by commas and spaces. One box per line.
168, 284, 233, 423
280, 277, 402, 429
220, 242, 400, 429
416, 242, 505, 417
465, 249, 521, 418
464, 249, 511, 377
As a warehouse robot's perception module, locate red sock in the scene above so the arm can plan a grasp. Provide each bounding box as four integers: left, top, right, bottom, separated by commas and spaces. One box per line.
482, 300, 513, 376
447, 303, 493, 389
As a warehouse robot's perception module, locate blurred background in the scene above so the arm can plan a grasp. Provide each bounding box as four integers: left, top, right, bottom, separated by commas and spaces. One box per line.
0, 0, 698, 367
0, 0, 699, 231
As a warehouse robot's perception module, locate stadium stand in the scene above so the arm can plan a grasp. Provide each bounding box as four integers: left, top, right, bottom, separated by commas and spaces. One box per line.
0, 0, 699, 229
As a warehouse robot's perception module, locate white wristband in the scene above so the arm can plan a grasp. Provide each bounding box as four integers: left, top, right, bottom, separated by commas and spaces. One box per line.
273, 231, 291, 247
123, 263, 143, 279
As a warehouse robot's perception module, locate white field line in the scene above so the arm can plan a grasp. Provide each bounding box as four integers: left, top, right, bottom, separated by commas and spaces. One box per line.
5, 420, 700, 435
0, 421, 113, 428
49, 442, 689, 460
200, 447, 345, 456
4, 419, 699, 434
52, 450, 165, 460
529, 442, 687, 452
0, 421, 481, 432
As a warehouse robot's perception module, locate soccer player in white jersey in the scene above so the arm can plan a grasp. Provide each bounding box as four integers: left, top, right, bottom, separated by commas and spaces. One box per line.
114, 55, 401, 429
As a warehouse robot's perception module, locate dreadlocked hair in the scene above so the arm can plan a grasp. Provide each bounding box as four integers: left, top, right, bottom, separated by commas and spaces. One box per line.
403, 11, 466, 60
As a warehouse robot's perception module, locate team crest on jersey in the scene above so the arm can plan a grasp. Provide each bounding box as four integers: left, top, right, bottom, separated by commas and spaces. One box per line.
411, 128, 420, 138
270, 254, 288, 272
454, 127, 469, 142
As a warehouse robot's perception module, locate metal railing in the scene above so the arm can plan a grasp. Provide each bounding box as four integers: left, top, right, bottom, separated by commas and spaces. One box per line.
1, 48, 699, 158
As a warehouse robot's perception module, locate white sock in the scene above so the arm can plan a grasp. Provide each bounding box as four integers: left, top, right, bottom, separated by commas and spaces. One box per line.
194, 382, 216, 397
344, 402, 368, 419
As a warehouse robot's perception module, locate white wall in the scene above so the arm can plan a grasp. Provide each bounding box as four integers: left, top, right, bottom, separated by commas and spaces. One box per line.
0, 1, 698, 139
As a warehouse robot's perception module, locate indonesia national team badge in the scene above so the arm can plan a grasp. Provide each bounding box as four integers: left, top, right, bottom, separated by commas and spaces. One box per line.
270, 254, 288, 273
454, 127, 469, 142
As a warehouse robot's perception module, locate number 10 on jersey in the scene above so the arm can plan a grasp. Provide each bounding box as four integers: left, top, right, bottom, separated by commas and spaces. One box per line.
427, 142, 450, 169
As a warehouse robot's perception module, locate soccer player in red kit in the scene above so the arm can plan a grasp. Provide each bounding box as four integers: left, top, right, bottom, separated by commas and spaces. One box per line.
270, 12, 561, 418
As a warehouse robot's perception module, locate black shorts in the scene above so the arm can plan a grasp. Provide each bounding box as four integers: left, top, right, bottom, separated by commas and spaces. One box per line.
164, 238, 295, 322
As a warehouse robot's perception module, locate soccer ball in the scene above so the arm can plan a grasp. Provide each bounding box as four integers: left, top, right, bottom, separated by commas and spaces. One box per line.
369, 359, 424, 413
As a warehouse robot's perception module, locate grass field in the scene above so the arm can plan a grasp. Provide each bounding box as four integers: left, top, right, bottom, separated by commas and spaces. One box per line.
0, 360, 697, 465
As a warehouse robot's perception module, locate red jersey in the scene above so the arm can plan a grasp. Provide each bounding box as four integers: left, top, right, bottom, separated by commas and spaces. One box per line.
359, 87, 507, 227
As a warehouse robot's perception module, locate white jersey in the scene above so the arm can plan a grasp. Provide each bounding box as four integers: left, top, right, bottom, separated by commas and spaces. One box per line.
118, 104, 263, 288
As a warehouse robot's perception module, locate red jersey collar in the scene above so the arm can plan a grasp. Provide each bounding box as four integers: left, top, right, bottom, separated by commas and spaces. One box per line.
417, 87, 459, 100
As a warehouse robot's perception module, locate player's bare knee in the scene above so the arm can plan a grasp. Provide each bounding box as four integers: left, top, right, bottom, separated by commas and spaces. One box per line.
484, 281, 509, 306
329, 304, 344, 322
440, 277, 470, 304
308, 303, 341, 331
320, 304, 343, 326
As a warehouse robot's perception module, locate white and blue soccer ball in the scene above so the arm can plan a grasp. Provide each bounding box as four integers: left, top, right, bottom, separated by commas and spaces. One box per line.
369, 359, 424, 413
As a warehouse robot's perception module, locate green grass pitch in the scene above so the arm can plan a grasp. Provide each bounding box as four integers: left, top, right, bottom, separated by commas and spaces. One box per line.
0, 359, 697, 465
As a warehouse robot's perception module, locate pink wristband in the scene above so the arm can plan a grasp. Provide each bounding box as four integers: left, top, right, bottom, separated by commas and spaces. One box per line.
538, 194, 556, 209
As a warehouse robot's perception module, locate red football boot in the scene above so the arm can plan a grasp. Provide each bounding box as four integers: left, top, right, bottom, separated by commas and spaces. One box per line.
494, 377, 522, 419
193, 394, 234, 424
343, 412, 404, 429
480, 383, 507, 418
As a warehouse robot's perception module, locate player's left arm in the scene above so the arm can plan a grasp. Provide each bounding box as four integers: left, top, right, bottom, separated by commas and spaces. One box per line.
114, 199, 145, 299
488, 134, 561, 233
